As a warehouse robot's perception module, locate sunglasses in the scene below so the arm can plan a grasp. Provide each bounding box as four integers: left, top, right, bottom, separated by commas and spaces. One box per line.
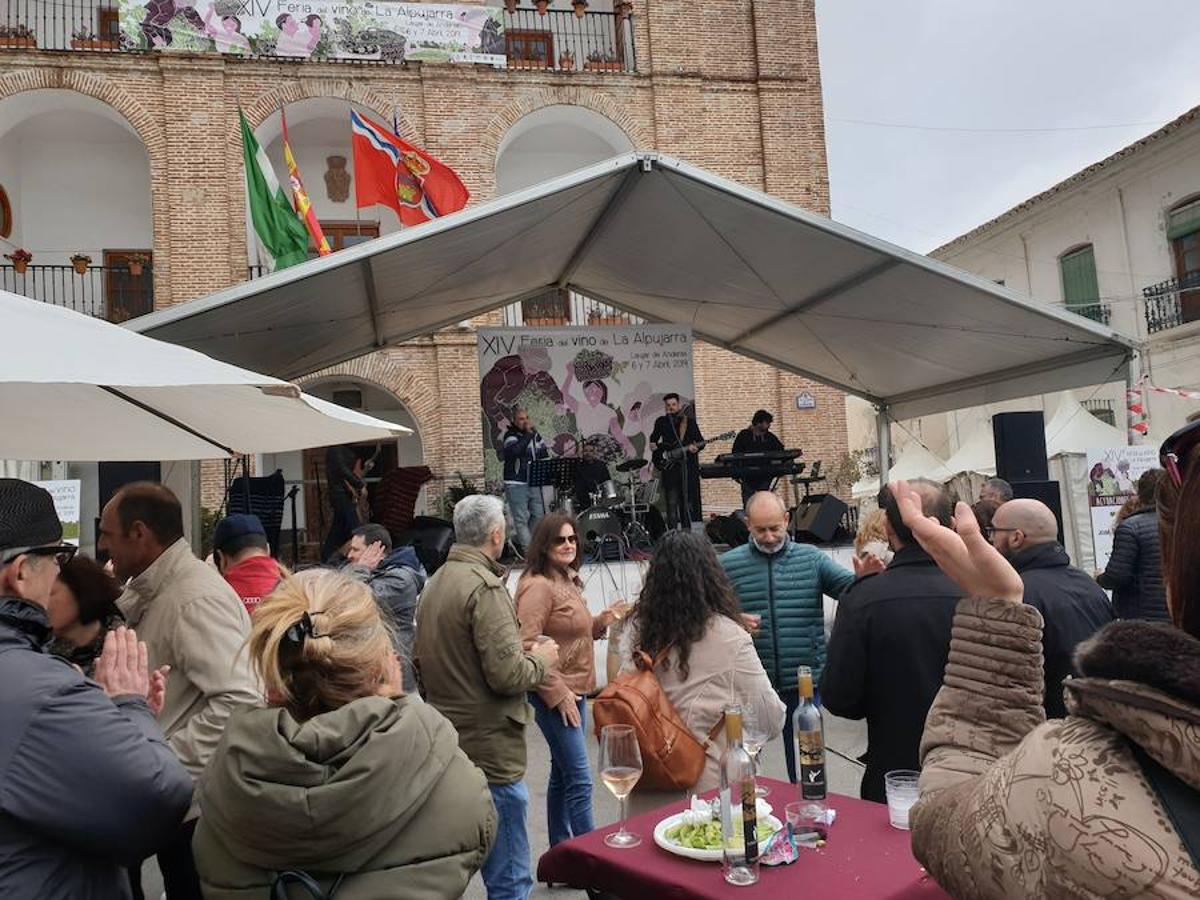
2, 543, 77, 567
553, 534, 579, 546
1161, 419, 1200, 487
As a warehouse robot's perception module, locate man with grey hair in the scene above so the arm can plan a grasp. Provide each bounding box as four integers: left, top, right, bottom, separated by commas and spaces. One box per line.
502, 408, 549, 555
979, 477, 1014, 505
414, 494, 559, 899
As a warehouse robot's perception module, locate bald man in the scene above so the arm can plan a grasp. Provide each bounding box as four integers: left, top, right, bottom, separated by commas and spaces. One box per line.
719, 491, 858, 783
990, 499, 1113, 718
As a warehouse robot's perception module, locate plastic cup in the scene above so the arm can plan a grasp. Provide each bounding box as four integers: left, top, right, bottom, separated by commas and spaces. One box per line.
785, 800, 827, 842
884, 770, 920, 830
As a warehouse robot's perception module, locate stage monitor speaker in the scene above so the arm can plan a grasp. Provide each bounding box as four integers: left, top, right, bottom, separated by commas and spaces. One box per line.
993, 411, 1049, 482
1011, 480, 1064, 545
705, 513, 749, 549
793, 494, 848, 544
399, 515, 455, 575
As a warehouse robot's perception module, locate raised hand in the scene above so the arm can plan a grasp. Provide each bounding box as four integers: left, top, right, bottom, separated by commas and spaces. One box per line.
94, 627, 152, 701
891, 480, 1023, 603
359, 540, 388, 571
147, 665, 170, 716
852, 553, 886, 578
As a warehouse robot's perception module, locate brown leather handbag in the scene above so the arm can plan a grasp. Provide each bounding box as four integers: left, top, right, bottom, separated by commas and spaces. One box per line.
592, 648, 724, 791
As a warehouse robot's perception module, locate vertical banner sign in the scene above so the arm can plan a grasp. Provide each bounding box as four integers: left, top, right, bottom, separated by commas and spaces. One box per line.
35, 480, 82, 546
477, 325, 696, 488
1086, 445, 1159, 570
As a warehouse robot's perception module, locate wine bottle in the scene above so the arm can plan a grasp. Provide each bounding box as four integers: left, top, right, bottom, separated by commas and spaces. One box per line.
793, 665, 828, 827
719, 705, 760, 886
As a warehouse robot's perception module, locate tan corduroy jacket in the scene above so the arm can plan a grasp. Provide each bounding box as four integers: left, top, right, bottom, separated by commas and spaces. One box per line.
911, 596, 1200, 899
118, 539, 260, 816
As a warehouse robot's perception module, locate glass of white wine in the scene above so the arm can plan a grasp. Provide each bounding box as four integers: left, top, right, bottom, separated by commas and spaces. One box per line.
742, 696, 772, 797
599, 724, 643, 848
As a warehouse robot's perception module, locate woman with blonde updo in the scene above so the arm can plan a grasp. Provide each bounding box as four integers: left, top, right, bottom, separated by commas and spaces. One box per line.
193, 569, 496, 898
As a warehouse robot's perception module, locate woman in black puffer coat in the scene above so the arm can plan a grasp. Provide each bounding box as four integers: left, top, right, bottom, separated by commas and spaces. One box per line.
1098, 469, 1169, 621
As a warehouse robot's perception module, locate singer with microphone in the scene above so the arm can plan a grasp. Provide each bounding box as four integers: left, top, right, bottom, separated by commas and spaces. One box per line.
502, 407, 550, 554
650, 393, 704, 530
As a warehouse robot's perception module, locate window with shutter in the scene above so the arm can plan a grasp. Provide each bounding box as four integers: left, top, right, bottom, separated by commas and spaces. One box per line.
1059, 245, 1100, 312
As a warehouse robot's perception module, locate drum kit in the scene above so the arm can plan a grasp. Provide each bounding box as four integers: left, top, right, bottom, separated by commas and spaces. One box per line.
570, 457, 666, 557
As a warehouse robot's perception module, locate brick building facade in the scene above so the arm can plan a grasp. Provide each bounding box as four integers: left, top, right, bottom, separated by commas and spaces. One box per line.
0, 0, 848, 537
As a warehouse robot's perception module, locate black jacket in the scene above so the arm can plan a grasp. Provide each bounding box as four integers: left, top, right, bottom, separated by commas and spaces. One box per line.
731, 428, 784, 456
501, 425, 549, 484
0, 597, 193, 898
820, 545, 961, 803
1099, 509, 1169, 622
1010, 542, 1114, 718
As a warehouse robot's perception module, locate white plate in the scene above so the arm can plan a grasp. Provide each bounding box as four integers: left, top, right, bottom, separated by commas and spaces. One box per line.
653, 811, 784, 862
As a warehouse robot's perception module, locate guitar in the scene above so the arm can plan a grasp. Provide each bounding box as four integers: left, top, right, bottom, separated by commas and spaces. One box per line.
652, 430, 737, 471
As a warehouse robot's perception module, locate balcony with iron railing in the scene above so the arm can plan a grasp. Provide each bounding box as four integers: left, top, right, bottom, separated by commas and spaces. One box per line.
2, 262, 154, 322
0, 1, 636, 73
1143, 271, 1200, 334
1066, 301, 1111, 326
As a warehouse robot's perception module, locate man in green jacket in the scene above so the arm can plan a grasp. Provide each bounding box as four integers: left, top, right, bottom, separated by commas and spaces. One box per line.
414, 494, 559, 900
720, 492, 869, 783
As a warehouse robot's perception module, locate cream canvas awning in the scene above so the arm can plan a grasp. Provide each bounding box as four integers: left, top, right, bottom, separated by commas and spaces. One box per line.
131, 153, 1135, 422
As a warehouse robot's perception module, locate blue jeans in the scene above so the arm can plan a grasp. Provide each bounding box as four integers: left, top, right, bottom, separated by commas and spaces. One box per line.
531, 694, 594, 846
481, 781, 533, 900
781, 688, 800, 784
505, 483, 545, 551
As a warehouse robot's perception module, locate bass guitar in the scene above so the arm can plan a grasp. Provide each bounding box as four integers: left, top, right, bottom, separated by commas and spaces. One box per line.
652, 430, 736, 471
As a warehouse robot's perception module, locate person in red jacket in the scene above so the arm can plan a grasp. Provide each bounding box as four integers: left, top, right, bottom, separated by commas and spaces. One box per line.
212, 514, 283, 618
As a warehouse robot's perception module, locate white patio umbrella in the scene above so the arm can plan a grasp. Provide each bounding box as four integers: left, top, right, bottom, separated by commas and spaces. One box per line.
0, 291, 410, 461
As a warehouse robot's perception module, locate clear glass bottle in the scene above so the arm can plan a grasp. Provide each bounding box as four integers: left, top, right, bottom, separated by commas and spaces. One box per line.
793, 665, 828, 831
719, 705, 760, 885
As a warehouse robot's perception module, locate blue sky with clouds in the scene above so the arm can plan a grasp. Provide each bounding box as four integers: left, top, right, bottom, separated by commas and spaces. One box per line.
816, 1, 1200, 253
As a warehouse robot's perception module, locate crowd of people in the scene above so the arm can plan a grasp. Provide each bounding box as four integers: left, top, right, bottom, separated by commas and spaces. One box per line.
1, 416, 1197, 898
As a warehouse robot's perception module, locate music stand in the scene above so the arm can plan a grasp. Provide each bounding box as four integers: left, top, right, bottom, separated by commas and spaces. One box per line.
531, 457, 578, 512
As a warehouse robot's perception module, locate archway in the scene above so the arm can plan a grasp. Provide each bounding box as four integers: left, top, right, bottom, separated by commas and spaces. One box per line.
495, 104, 634, 196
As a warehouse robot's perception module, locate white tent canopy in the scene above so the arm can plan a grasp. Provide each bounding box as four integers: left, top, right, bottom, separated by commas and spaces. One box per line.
131, 153, 1135, 425
852, 440, 955, 500
1, 291, 410, 461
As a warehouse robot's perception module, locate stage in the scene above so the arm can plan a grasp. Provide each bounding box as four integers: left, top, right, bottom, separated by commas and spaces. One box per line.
504, 542, 857, 688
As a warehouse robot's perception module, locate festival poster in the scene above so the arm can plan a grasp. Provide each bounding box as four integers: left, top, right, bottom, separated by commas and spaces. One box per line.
1086, 445, 1159, 570
477, 325, 696, 490
118, 0, 505, 65
34, 480, 82, 546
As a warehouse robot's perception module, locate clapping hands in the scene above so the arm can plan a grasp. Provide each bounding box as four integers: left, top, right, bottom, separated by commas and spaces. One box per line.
94, 626, 171, 715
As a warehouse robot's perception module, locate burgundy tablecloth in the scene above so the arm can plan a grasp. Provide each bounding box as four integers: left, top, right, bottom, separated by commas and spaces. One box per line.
537, 779, 949, 900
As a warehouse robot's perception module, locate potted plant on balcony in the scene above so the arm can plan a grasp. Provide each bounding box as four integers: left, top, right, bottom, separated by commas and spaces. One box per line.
0, 24, 36, 48
558, 49, 575, 70
70, 253, 92, 275
504, 0, 518, 12
584, 49, 621, 72
4, 249, 32, 274
614, 0, 633, 20
69, 27, 116, 50
534, 0, 551, 15
572, 0, 588, 17
125, 253, 151, 277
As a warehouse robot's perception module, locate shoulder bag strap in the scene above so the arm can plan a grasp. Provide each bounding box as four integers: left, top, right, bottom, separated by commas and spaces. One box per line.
1130, 742, 1200, 870
703, 712, 727, 747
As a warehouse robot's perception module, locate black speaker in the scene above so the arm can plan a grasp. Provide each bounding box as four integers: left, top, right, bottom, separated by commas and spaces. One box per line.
793, 494, 848, 544
1011, 480, 1064, 545
399, 515, 455, 575
705, 513, 749, 549
993, 412, 1048, 482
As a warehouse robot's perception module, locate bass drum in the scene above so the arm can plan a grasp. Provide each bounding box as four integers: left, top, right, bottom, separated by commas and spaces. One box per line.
578, 506, 625, 558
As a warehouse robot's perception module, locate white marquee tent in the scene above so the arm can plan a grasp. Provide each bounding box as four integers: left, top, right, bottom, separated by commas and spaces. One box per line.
129, 153, 1137, 480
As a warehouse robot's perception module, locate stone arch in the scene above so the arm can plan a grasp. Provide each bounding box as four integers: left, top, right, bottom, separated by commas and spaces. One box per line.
298, 352, 438, 459
480, 86, 653, 175
242, 79, 415, 141
0, 69, 171, 301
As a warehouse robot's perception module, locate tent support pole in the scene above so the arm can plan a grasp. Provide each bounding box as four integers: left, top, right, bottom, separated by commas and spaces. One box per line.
876, 404, 892, 485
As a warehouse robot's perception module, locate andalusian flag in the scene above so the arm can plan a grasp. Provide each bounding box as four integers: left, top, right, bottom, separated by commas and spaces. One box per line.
239, 109, 308, 271
281, 107, 330, 256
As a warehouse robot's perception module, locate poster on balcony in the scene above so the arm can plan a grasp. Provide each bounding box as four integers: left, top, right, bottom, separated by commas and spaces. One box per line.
1085, 444, 1159, 571
118, 0, 505, 65
477, 325, 696, 490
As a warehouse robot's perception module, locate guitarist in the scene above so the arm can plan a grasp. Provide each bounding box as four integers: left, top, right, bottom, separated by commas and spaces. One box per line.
321, 443, 368, 563
650, 393, 704, 531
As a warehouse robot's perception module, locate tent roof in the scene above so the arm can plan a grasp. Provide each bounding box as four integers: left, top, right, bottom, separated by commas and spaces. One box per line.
131, 153, 1135, 420
852, 440, 953, 499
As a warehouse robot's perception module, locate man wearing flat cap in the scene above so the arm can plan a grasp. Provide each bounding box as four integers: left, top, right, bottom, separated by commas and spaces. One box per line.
0, 478, 193, 897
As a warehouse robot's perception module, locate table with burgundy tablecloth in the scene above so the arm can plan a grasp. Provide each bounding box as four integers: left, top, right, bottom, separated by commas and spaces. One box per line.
537, 778, 949, 900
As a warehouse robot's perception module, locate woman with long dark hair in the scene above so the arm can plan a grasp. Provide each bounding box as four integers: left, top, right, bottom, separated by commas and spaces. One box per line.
47, 555, 123, 677
894, 418, 1200, 897
515, 513, 627, 848
622, 530, 784, 813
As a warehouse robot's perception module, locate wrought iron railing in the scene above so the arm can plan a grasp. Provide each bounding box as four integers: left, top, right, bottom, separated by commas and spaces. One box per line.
1143, 272, 1200, 334
502, 289, 642, 326
1066, 301, 1111, 326
0, 0, 637, 72
1, 262, 154, 322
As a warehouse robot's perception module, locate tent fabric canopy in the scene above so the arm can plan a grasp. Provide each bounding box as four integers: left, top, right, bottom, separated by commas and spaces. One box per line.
131, 153, 1135, 421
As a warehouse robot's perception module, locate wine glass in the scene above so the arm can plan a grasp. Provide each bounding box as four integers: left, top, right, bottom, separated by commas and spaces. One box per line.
742, 696, 772, 797
599, 724, 643, 848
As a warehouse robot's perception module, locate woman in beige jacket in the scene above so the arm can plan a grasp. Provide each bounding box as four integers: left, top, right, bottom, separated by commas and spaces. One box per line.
889, 441, 1200, 900
620, 530, 785, 816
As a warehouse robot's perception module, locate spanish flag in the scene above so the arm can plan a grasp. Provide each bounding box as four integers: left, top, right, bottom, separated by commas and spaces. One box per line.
281, 107, 330, 256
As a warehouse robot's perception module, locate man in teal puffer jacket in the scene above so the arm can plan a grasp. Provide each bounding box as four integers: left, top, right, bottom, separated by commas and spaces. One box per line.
720, 492, 860, 783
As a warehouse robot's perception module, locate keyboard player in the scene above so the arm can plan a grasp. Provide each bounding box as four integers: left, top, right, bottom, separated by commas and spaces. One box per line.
731, 410, 786, 503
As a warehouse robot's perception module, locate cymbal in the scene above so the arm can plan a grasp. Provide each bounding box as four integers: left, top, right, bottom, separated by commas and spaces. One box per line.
616, 458, 649, 472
